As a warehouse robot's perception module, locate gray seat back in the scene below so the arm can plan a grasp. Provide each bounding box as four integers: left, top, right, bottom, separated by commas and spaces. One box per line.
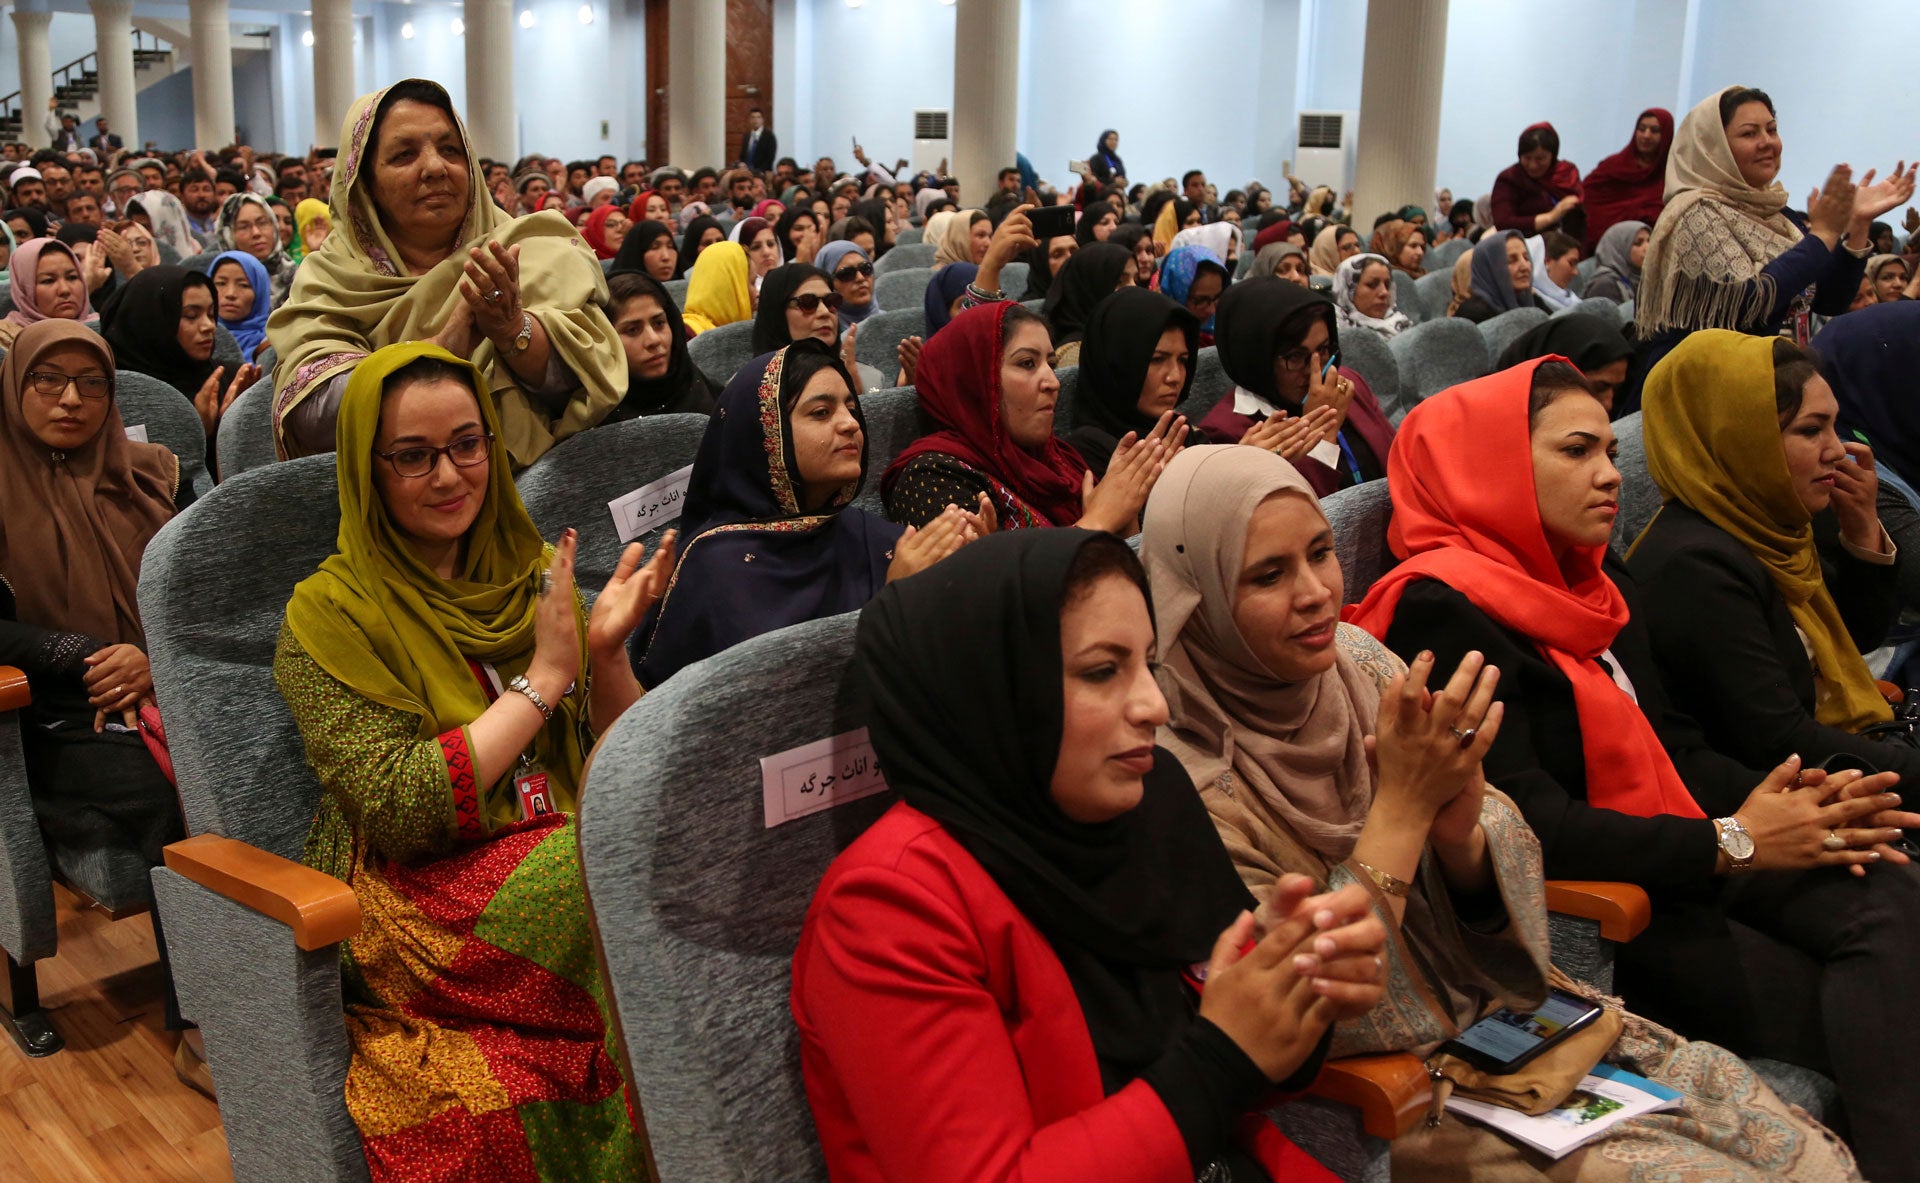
661, 278, 690, 306
853, 386, 930, 516
687, 319, 759, 388
872, 267, 931, 311
1555, 296, 1625, 326
1427, 237, 1471, 272
873, 242, 935, 275
216, 374, 279, 481
893, 226, 923, 246
1476, 307, 1551, 366
117, 369, 212, 499
1338, 326, 1404, 422
1391, 269, 1426, 324
1611, 411, 1660, 552
1388, 317, 1490, 411
1309, 275, 1332, 293
578, 610, 883, 1183
1053, 364, 1080, 430
516, 413, 709, 602
1179, 345, 1232, 423
1414, 269, 1455, 322
1323, 477, 1394, 603
853, 306, 924, 377
137, 455, 338, 858
998, 261, 1030, 299
214, 322, 244, 369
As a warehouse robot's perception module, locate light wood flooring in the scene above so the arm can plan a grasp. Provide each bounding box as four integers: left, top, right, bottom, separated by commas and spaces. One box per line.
0, 882, 233, 1182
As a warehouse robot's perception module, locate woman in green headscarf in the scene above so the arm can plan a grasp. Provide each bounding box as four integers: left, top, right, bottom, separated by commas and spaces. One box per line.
275, 341, 673, 1180
267, 78, 628, 468
1627, 328, 1915, 782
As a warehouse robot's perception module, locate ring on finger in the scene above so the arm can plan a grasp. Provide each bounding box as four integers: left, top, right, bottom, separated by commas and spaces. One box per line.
486, 288, 503, 302
1448, 724, 1477, 748
538, 570, 554, 597
1823, 829, 1847, 852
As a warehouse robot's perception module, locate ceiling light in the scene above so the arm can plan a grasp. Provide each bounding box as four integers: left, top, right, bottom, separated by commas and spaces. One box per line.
577, 4, 593, 23
518, 9, 535, 27
450, 16, 464, 35
400, 20, 414, 37
300, 29, 314, 45
846, 0, 863, 8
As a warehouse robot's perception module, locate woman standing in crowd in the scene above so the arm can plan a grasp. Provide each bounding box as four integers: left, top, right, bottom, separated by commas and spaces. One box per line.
1581, 108, 1673, 254
268, 79, 624, 468
603, 271, 714, 420
1089, 129, 1126, 183
1490, 122, 1585, 242
1331, 254, 1413, 341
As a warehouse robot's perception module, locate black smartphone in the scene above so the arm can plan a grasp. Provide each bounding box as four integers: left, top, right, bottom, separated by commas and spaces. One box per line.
1437, 988, 1604, 1074
1028, 204, 1074, 240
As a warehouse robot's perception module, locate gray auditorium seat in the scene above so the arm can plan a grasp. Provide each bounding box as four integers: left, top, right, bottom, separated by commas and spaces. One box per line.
1555, 296, 1625, 325
1477, 306, 1551, 365
1611, 411, 1660, 552
1387, 317, 1489, 411
1339, 326, 1405, 423
1322, 478, 1394, 604
1179, 345, 1233, 423
216, 375, 279, 481
687, 319, 759, 388
852, 386, 930, 517
1391, 269, 1427, 324
0, 667, 59, 1056
117, 370, 212, 499
516, 412, 709, 603
1414, 269, 1455, 321
662, 278, 690, 306
1052, 363, 1079, 430
1426, 237, 1470, 272
894, 226, 923, 246
872, 266, 932, 311
139, 455, 370, 1182
853, 306, 924, 378
214, 322, 244, 369
873, 242, 935, 275
998, 260, 1031, 299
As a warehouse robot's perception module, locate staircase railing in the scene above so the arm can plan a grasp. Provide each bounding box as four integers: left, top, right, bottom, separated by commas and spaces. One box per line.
0, 30, 171, 138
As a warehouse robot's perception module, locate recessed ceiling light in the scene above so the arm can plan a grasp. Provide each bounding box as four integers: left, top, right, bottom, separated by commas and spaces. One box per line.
518, 9, 535, 27
300, 29, 314, 45
400, 21, 414, 38
450, 16, 464, 35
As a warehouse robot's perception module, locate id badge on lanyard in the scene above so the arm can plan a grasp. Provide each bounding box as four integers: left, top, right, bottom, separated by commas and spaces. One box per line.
475, 661, 557, 822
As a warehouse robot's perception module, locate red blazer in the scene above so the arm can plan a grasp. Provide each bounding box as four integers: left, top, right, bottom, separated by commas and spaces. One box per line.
791, 801, 1338, 1183
1196, 368, 1396, 501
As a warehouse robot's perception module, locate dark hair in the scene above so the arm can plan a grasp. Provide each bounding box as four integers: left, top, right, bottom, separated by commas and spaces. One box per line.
1517, 125, 1560, 160
776, 336, 853, 417
1109, 224, 1148, 253
1542, 231, 1581, 260
370, 80, 457, 151
1335, 225, 1359, 246
1372, 210, 1398, 229
690, 167, 718, 185
776, 156, 796, 170
608, 269, 671, 312
1061, 531, 1150, 610
748, 106, 764, 116
381, 355, 477, 401
180, 168, 214, 189
274, 175, 305, 196
1181, 169, 1206, 188
1526, 360, 1599, 426
1449, 199, 1475, 228
1718, 87, 1775, 127
831, 215, 876, 243
1772, 338, 1820, 425
214, 168, 245, 190
998, 167, 1020, 182
1001, 302, 1051, 353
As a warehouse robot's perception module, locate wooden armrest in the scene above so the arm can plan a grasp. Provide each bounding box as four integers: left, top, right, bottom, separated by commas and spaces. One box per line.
1877, 680, 1903, 706
163, 833, 361, 951
1308, 1052, 1431, 1140
0, 666, 28, 713
1544, 880, 1650, 943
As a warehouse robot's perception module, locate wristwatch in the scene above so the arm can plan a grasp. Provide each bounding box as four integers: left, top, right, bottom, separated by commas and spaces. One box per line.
505, 674, 553, 721
507, 311, 534, 355
1713, 815, 1756, 871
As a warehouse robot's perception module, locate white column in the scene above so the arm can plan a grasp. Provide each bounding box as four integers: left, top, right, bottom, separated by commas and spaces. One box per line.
188, 0, 236, 148
89, 0, 138, 155
12, 10, 52, 150
463, 0, 516, 161
310, 0, 356, 149
1350, 0, 1449, 231
952, 0, 1018, 211
665, 0, 725, 169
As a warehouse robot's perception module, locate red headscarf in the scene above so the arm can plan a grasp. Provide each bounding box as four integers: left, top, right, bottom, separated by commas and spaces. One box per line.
1581, 108, 1674, 253
881, 301, 1089, 528
582, 204, 622, 259
628, 189, 662, 223
1252, 217, 1294, 253
1345, 360, 1705, 820
1490, 122, 1584, 235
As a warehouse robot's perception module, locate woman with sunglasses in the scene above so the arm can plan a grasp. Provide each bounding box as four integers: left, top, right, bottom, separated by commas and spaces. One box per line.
817, 240, 879, 330
752, 262, 888, 392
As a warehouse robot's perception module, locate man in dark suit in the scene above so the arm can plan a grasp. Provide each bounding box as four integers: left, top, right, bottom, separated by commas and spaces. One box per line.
738, 107, 776, 172
89, 116, 123, 153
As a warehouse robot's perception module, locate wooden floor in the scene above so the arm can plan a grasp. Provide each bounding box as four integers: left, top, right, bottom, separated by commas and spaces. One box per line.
0, 883, 233, 1183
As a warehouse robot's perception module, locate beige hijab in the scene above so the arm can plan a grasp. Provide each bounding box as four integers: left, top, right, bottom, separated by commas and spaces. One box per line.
1141, 445, 1375, 862
1309, 225, 1347, 276
1635, 85, 1805, 337
933, 208, 981, 269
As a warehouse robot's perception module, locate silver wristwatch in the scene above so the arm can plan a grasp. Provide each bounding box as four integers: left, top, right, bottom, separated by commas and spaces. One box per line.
1713, 815, 1756, 871
506, 674, 553, 721
508, 311, 534, 354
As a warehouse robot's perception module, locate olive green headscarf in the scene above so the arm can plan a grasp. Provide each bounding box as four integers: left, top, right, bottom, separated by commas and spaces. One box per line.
284, 341, 589, 824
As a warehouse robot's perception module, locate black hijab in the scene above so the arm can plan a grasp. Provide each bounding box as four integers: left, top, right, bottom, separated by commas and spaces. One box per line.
1043, 242, 1133, 346
4, 206, 47, 240
851, 198, 892, 258
603, 272, 714, 420
1075, 200, 1119, 247
752, 263, 836, 354
855, 528, 1253, 1086
1139, 190, 1174, 234
1494, 315, 1637, 374
775, 207, 817, 261
1018, 239, 1059, 302
1065, 288, 1198, 472
610, 218, 676, 280
1214, 276, 1338, 409
98, 266, 219, 398
675, 215, 722, 280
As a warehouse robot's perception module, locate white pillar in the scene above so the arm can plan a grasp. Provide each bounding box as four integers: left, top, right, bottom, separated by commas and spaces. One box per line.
666, 0, 724, 169
952, 0, 1018, 211
188, 0, 236, 148
464, 0, 516, 161
89, 0, 138, 156
1351, 0, 1449, 231
12, 10, 52, 151
311, 0, 355, 149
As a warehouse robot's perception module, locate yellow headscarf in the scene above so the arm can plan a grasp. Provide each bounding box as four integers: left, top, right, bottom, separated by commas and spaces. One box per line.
1153, 199, 1179, 253
283, 341, 591, 824
681, 240, 752, 335
266, 79, 625, 469
1634, 329, 1891, 732
294, 197, 330, 251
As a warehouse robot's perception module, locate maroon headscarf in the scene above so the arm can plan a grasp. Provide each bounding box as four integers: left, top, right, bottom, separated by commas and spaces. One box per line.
1580, 108, 1674, 254
881, 301, 1089, 528
1490, 121, 1584, 236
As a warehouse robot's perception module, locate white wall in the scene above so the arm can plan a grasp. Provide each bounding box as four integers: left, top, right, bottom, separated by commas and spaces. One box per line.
789, 0, 954, 177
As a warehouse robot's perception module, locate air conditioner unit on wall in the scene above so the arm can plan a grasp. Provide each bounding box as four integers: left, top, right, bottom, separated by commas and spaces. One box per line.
912, 109, 950, 176
1294, 110, 1356, 193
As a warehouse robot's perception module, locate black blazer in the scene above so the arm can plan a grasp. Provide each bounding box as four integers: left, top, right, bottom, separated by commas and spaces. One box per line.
1380, 559, 1744, 895
739, 127, 777, 171
1627, 501, 1912, 778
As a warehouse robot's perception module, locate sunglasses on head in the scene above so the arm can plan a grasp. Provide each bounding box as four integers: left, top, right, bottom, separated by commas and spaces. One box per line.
833, 261, 875, 282
788, 291, 845, 314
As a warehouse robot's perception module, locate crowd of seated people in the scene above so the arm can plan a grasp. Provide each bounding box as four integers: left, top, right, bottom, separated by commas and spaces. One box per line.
7, 67, 1920, 1183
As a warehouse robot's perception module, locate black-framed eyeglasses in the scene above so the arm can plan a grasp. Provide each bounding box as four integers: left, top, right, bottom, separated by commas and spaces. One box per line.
25, 371, 111, 400
788, 292, 844, 315
374, 432, 493, 478
832, 261, 874, 282
1277, 344, 1337, 374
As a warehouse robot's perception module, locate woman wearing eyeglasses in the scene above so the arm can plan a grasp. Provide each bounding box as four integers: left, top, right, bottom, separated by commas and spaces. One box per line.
1195, 277, 1393, 498
275, 341, 672, 1177
753, 262, 888, 392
